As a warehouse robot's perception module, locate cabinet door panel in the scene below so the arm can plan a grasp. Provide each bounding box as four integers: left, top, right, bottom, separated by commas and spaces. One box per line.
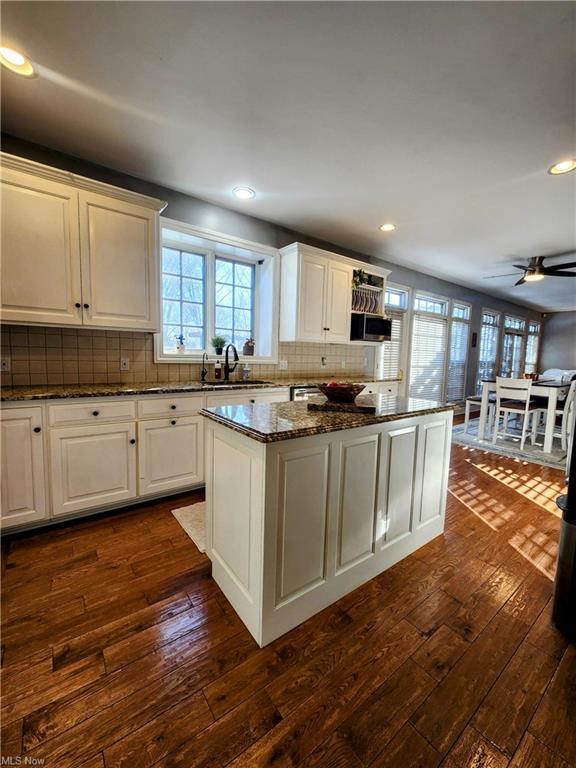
79, 191, 158, 330
326, 262, 353, 343
379, 424, 417, 545
298, 255, 327, 342
1, 408, 47, 529
138, 416, 203, 495
418, 420, 448, 525
0, 170, 81, 325
50, 422, 136, 516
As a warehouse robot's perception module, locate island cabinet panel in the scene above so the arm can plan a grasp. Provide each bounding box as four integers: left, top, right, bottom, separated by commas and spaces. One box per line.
50, 422, 137, 516
418, 419, 450, 525
0, 407, 48, 529
336, 434, 379, 573
0, 169, 82, 326
275, 445, 330, 603
380, 424, 418, 545
138, 415, 203, 496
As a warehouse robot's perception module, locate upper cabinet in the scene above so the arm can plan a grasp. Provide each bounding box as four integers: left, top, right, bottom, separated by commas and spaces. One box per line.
279, 243, 388, 344
0, 154, 166, 331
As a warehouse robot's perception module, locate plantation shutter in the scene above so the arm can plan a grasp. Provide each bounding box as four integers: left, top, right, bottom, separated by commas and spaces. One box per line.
446, 320, 469, 402
409, 314, 448, 402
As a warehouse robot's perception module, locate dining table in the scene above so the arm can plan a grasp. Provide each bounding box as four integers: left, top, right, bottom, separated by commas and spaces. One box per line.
478, 379, 570, 453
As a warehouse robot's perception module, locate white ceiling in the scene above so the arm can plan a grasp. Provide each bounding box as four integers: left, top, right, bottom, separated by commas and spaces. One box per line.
2, 1, 575, 311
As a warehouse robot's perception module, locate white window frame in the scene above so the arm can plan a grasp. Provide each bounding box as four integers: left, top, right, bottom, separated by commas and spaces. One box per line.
524, 320, 541, 375
446, 300, 472, 403
500, 314, 528, 377
476, 308, 502, 393
155, 218, 280, 363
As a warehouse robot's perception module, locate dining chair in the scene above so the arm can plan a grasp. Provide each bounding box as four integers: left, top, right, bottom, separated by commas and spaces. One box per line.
492, 377, 539, 451
533, 380, 576, 451
464, 393, 496, 435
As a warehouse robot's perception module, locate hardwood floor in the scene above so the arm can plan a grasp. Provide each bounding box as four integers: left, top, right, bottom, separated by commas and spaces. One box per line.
1, 442, 574, 768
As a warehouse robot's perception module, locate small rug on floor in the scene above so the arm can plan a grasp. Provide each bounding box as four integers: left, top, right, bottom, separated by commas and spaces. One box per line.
172, 502, 206, 553
452, 418, 566, 470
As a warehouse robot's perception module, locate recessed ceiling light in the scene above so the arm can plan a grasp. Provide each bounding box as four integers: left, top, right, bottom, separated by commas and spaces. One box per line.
0, 46, 35, 77
233, 187, 256, 200
379, 223, 396, 232
548, 159, 576, 175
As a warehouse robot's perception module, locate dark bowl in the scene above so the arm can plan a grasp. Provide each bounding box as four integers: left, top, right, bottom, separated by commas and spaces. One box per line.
317, 383, 365, 403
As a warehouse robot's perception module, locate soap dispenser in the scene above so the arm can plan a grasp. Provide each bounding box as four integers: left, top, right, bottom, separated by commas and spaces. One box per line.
214, 359, 222, 380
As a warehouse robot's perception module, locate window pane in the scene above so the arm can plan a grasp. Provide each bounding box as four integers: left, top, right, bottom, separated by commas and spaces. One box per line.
163, 300, 181, 324
215, 259, 234, 284
182, 252, 204, 279
162, 248, 180, 274
163, 325, 180, 351
235, 286, 252, 309
409, 315, 448, 401
182, 302, 203, 326
234, 308, 252, 330
214, 329, 230, 344
162, 275, 181, 300
182, 278, 203, 303
182, 327, 204, 350
215, 306, 233, 328
235, 263, 253, 287
446, 319, 469, 402
215, 283, 233, 306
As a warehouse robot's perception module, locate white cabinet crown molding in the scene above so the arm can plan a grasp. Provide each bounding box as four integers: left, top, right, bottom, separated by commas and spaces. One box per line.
0, 152, 167, 213
280, 242, 391, 279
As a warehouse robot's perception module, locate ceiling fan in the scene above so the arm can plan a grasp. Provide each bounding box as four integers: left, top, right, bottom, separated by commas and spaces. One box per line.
483, 250, 576, 286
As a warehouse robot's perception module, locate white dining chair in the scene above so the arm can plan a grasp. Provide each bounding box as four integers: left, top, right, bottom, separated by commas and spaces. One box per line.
533, 380, 576, 451
492, 377, 539, 451
464, 393, 496, 435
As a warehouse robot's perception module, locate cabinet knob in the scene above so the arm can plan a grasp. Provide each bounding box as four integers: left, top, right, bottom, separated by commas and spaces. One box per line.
75, 302, 81, 309
170, 404, 176, 410
130, 438, 136, 445
92, 410, 99, 417
83, 303, 90, 309
33, 426, 41, 433
170, 419, 177, 425
250, 399, 255, 403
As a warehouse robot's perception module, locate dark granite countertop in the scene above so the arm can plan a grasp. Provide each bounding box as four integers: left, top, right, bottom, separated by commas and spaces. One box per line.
0, 377, 392, 402
200, 395, 453, 443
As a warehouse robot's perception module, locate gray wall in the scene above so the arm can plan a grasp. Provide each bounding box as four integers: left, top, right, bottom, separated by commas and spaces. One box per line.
540, 312, 576, 371
2, 134, 544, 396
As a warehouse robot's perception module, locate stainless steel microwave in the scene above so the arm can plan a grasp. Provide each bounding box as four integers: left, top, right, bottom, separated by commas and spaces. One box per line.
350, 313, 392, 342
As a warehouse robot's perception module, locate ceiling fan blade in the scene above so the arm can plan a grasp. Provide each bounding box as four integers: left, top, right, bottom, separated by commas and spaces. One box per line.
543, 260, 576, 270
541, 269, 576, 277
483, 273, 521, 279
511, 265, 527, 270
515, 276, 526, 286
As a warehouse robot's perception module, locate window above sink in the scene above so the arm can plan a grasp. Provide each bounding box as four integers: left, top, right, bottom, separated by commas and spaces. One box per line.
155, 218, 279, 364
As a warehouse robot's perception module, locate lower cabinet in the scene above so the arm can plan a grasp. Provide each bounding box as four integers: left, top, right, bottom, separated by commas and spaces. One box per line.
1, 407, 48, 529
138, 415, 204, 495
50, 421, 137, 517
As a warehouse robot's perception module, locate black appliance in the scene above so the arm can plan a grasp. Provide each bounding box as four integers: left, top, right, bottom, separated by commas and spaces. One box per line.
350, 313, 392, 342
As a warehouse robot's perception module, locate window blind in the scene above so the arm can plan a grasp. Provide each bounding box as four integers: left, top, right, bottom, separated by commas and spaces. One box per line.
446, 319, 469, 402
409, 314, 448, 402
380, 311, 405, 380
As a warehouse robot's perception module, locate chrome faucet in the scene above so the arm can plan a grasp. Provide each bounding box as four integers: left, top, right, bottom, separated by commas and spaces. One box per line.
200, 352, 208, 382
224, 344, 239, 381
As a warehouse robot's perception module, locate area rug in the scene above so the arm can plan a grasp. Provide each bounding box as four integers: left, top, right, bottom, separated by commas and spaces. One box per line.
172, 502, 206, 553
452, 418, 566, 470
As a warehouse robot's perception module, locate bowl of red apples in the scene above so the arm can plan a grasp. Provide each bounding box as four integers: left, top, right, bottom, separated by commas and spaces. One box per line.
317, 380, 365, 403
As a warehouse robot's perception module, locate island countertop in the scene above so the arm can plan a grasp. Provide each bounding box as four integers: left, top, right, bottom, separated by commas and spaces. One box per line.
200, 395, 453, 443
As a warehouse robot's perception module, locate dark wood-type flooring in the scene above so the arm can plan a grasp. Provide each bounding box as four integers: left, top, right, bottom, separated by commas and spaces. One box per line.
1, 439, 575, 768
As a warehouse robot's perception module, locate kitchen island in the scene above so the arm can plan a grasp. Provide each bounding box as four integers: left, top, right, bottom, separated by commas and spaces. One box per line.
201, 395, 453, 646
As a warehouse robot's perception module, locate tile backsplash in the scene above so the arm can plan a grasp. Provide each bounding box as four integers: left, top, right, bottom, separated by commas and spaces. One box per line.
0, 325, 369, 387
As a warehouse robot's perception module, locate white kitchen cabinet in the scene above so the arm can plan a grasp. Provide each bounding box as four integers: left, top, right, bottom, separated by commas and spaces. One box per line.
78, 191, 159, 330
279, 243, 356, 344
50, 421, 137, 516
0, 167, 82, 326
138, 415, 204, 495
0, 407, 48, 529
0, 153, 165, 331
362, 381, 399, 396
